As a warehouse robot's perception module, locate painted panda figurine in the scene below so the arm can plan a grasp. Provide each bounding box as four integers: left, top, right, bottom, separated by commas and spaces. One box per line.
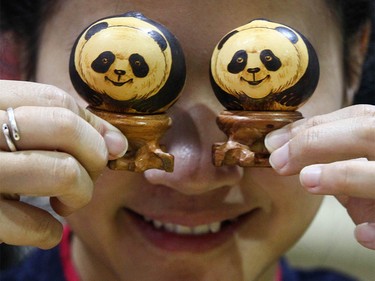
70, 11, 186, 114
210, 19, 319, 111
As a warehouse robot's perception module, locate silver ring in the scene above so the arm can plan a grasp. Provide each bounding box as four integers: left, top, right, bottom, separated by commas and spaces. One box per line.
2, 123, 17, 152
7, 107, 20, 141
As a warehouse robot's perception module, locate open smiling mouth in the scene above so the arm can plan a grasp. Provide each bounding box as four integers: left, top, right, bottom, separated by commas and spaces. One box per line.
105, 76, 133, 87
241, 75, 269, 86
124, 207, 261, 252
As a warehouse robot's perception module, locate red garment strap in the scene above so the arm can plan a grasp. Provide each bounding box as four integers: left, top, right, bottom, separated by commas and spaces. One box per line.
275, 263, 283, 281
60, 226, 80, 281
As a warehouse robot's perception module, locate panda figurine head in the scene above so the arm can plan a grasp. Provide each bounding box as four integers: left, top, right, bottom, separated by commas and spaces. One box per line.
210, 19, 319, 111
70, 12, 186, 114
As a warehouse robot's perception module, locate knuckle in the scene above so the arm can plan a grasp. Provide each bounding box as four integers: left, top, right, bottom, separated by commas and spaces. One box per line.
305, 115, 324, 128
33, 219, 63, 249
80, 108, 106, 134
52, 156, 82, 192
52, 156, 93, 206
18, 214, 62, 249
297, 127, 321, 151
39, 84, 78, 111
335, 163, 351, 190
52, 108, 80, 137
356, 104, 375, 117
39, 84, 60, 94
71, 175, 93, 207
289, 116, 323, 140
358, 116, 375, 148
38, 84, 64, 101
54, 90, 78, 111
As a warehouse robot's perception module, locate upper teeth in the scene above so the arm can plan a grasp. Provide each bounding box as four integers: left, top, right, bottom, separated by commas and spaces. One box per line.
143, 216, 223, 235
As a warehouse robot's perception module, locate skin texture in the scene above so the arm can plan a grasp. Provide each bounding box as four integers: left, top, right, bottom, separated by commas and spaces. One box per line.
0, 0, 373, 280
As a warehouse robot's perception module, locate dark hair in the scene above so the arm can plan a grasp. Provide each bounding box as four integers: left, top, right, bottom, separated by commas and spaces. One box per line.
353, 4, 375, 104
0, 0, 374, 103
0, 0, 56, 79
332, 0, 375, 104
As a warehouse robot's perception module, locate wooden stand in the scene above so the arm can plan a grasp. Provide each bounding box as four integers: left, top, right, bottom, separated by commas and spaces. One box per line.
213, 111, 302, 167
89, 108, 174, 172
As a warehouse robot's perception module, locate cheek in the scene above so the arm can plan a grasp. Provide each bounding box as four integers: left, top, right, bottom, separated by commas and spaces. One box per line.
66, 170, 136, 242
299, 31, 344, 117
242, 169, 322, 249
299, 61, 344, 118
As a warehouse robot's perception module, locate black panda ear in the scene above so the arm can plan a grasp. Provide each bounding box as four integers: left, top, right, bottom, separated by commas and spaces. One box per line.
148, 30, 168, 51
248, 18, 270, 23
217, 30, 239, 50
85, 22, 109, 40
275, 26, 298, 44
123, 11, 145, 19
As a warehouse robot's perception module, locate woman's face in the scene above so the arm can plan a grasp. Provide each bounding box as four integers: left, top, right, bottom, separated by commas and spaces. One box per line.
36, 0, 344, 280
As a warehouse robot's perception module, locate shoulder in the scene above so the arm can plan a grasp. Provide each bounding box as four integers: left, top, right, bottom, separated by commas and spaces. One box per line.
0, 246, 65, 281
281, 259, 358, 281
296, 270, 359, 281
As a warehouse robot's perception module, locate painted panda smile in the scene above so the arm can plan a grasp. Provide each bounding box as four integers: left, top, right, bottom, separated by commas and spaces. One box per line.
105, 76, 133, 87
241, 75, 269, 86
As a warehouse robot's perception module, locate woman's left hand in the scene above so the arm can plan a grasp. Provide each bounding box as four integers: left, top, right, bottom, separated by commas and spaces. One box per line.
265, 104, 375, 250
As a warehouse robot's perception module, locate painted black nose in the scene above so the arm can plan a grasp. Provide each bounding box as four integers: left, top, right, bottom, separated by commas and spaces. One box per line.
114, 69, 126, 76
247, 67, 260, 74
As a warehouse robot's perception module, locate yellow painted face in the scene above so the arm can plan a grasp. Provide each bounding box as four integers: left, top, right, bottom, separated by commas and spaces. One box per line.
210, 19, 318, 111
77, 25, 169, 101
70, 13, 186, 114
74, 17, 171, 102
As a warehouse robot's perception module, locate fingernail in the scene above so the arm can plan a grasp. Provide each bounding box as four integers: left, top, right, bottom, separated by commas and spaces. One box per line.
103, 131, 128, 159
355, 223, 375, 246
265, 128, 289, 152
300, 165, 322, 188
269, 142, 289, 170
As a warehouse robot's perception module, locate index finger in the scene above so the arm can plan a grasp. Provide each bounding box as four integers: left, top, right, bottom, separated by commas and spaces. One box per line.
0, 80, 81, 113
265, 104, 375, 152
0, 80, 128, 159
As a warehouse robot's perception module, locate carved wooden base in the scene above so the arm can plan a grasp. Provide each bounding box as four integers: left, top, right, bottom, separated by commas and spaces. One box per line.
213, 110, 303, 167
89, 108, 174, 172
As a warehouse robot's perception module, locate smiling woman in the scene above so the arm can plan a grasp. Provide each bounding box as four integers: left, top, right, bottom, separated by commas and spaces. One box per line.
0, 0, 374, 281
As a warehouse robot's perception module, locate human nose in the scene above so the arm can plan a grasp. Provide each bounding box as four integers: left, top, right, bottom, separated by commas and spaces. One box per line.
144, 102, 243, 195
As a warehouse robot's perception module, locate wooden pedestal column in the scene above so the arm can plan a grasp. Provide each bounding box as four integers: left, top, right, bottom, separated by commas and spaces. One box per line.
213, 110, 302, 167
91, 108, 174, 172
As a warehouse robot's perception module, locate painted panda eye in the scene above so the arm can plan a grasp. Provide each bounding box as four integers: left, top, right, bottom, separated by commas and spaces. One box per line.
236, 57, 244, 64
129, 53, 149, 78
228, 50, 247, 74
265, 56, 272, 62
260, 49, 281, 71
91, 51, 115, 73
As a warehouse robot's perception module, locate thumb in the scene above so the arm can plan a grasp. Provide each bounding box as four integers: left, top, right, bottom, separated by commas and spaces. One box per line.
354, 222, 375, 250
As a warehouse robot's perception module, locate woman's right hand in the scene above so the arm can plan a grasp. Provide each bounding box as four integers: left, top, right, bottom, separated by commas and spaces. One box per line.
0, 80, 128, 249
